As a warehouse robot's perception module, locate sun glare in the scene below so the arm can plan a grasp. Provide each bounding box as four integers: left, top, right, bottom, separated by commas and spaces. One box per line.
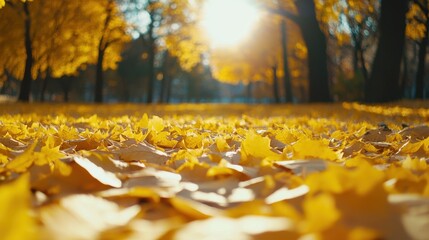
202, 0, 260, 48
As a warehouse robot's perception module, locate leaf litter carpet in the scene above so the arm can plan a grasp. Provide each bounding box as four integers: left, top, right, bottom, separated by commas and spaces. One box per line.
1, 102, 429, 240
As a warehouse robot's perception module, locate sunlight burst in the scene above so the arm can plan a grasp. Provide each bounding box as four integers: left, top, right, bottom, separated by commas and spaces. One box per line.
202, 0, 260, 48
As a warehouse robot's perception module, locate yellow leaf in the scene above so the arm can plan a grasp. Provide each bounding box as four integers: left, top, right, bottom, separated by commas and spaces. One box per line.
150, 131, 178, 148
302, 193, 340, 233
206, 165, 234, 178
97, 187, 161, 203
136, 113, 149, 129
184, 134, 203, 149
0, 174, 38, 240
402, 156, 427, 171
6, 142, 37, 173
344, 154, 371, 167
57, 125, 80, 140
215, 137, 230, 152
293, 138, 338, 161
241, 131, 281, 164
305, 162, 385, 196
399, 140, 424, 154
348, 227, 381, 240
55, 159, 73, 176
0, 153, 8, 164
33, 136, 69, 175
149, 116, 165, 133
169, 196, 221, 220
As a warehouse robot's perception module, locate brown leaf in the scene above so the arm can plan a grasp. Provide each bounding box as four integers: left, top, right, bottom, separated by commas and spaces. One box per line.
400, 125, 429, 141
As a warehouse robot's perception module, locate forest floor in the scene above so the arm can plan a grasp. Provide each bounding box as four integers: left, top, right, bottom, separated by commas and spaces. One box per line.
1, 102, 429, 239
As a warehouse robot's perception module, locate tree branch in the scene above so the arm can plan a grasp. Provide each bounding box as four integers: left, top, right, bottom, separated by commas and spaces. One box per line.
265, 7, 300, 24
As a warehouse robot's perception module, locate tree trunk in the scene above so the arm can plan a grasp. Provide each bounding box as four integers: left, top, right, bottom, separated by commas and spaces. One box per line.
401, 45, 409, 97
353, 46, 360, 73
281, 20, 293, 102
40, 68, 51, 102
358, 48, 369, 82
160, 75, 167, 103
18, 1, 33, 102
353, 45, 359, 74
94, 48, 105, 103
415, 24, 428, 99
165, 76, 172, 103
160, 75, 172, 103
272, 65, 280, 103
295, 0, 331, 102
146, 43, 155, 103
160, 51, 170, 103
366, 0, 408, 102
145, 9, 156, 104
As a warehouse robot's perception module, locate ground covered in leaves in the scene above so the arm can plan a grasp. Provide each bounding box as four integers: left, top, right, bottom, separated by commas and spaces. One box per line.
1, 102, 429, 240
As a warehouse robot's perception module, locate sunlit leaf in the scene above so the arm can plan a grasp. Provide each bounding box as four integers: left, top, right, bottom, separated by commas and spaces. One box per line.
6, 142, 37, 173
0, 174, 38, 240
302, 193, 340, 233
292, 138, 339, 161
73, 155, 122, 188
169, 196, 222, 219
39, 194, 140, 239
240, 131, 281, 165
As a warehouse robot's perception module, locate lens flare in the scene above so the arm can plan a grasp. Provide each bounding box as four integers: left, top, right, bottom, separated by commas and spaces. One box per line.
202, 0, 260, 48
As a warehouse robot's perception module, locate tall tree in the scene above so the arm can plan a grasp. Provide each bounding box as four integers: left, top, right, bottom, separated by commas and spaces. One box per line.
366, 0, 409, 102
197, 10, 306, 102
159, 50, 180, 103
407, 0, 429, 99
119, 0, 162, 103
0, 0, 129, 102
144, 0, 159, 104
270, 0, 332, 102
272, 64, 281, 103
295, 0, 331, 102
117, 37, 149, 102
18, 1, 32, 102
91, 0, 130, 103
281, 19, 293, 102
208, 17, 281, 86
317, 0, 378, 82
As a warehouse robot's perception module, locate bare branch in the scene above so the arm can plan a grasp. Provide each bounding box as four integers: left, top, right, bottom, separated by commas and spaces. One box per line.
265, 7, 300, 24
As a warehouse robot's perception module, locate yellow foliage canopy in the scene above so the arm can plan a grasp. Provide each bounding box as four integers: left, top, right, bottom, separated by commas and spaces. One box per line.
0, 0, 130, 81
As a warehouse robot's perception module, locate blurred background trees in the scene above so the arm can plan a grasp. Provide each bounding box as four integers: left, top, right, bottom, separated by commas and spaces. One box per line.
0, 0, 427, 103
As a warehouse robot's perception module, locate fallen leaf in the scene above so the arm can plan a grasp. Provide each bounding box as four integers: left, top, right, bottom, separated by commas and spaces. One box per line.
116, 142, 170, 164
39, 194, 140, 239
292, 138, 339, 161
0, 174, 38, 240
73, 155, 122, 188
265, 185, 309, 204
274, 159, 329, 175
